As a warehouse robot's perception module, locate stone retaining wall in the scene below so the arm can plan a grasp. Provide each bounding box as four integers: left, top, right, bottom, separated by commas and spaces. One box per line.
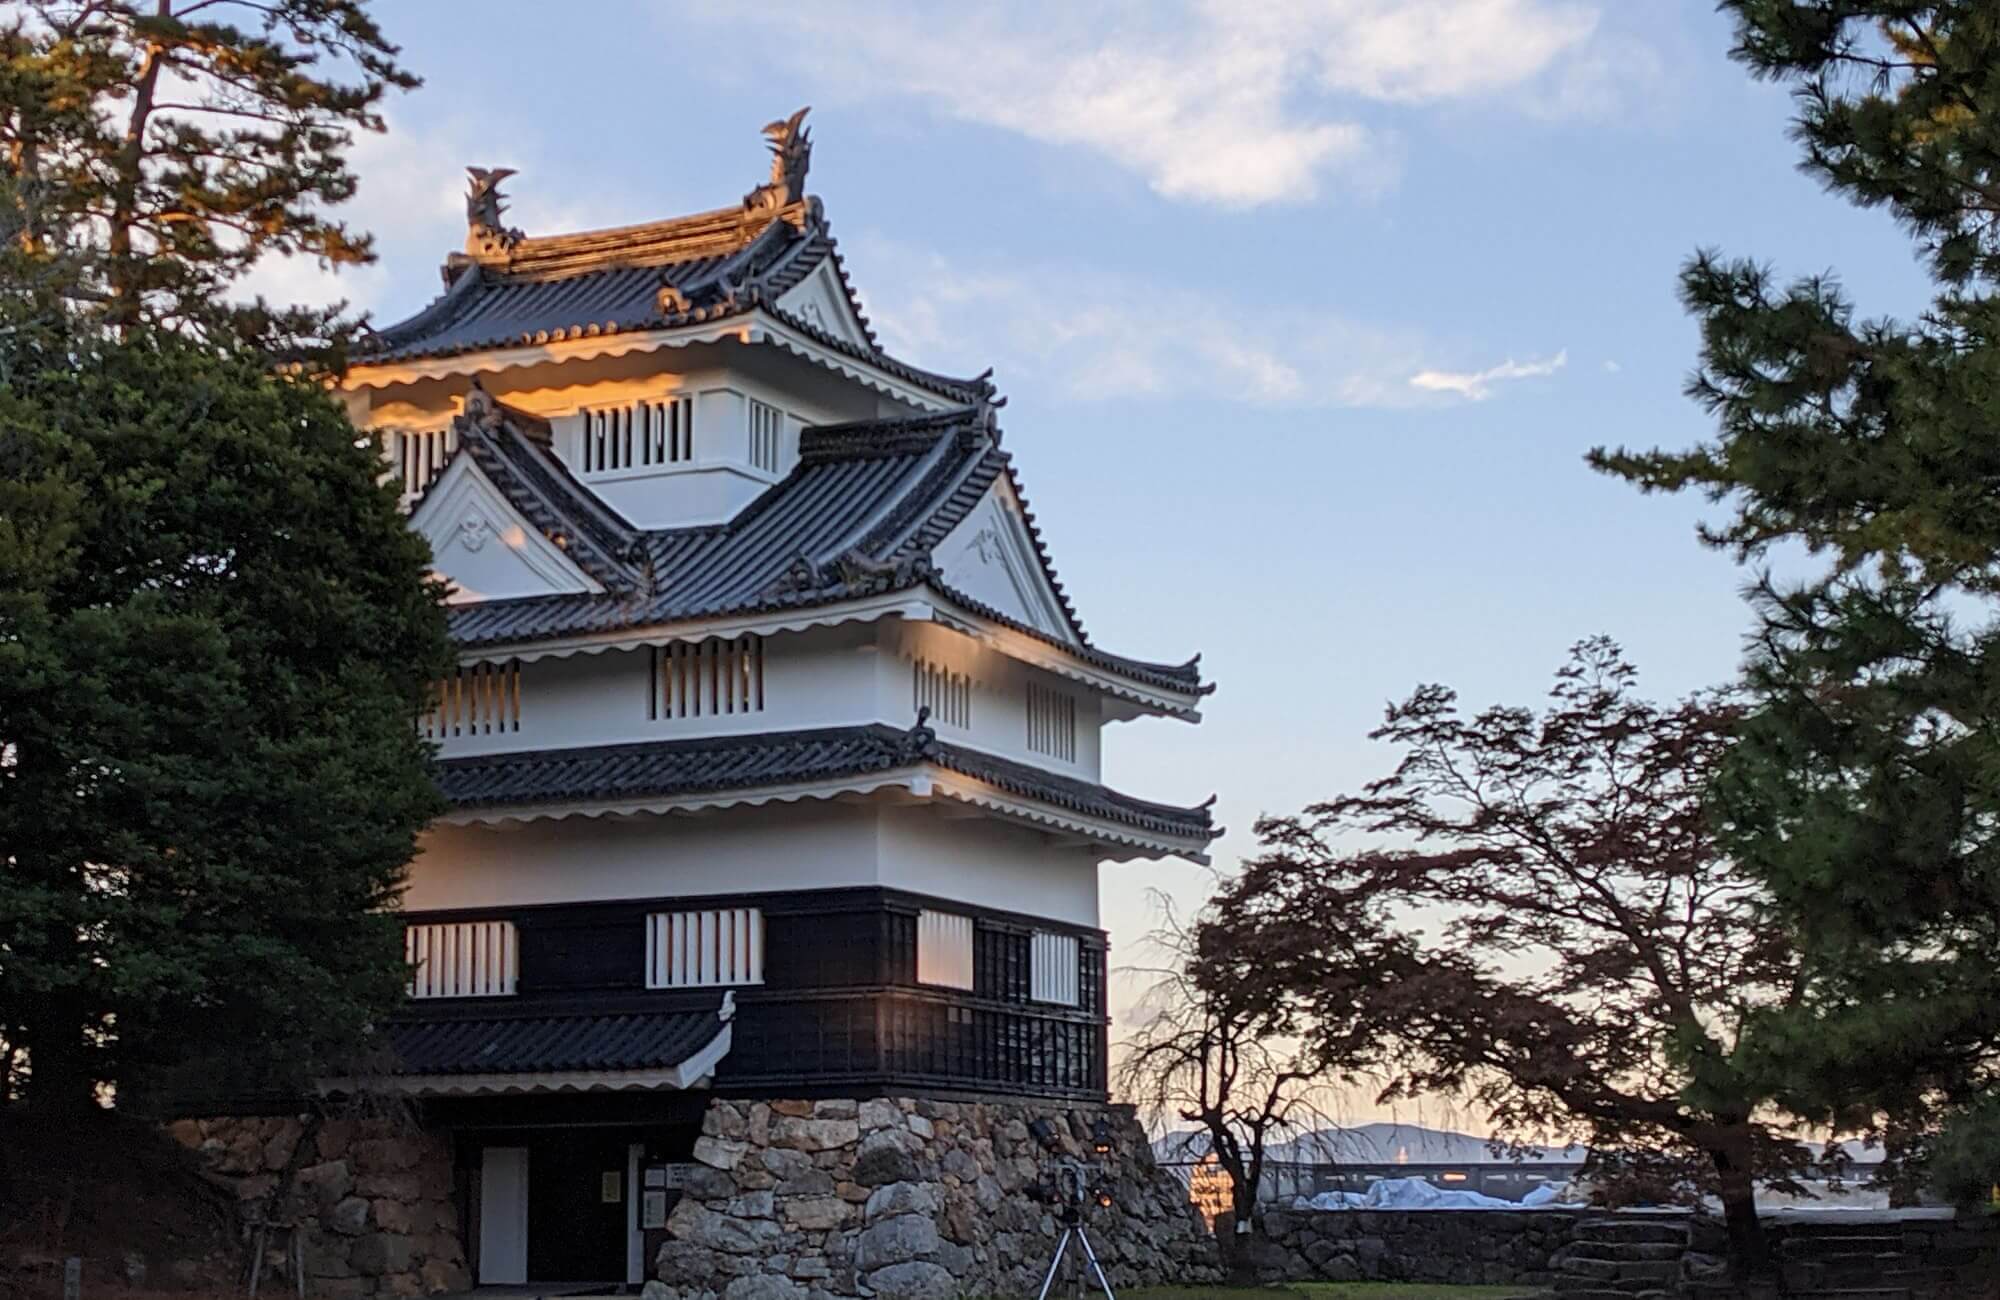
653, 1097, 1221, 1300
1249, 1207, 1587, 1287
168, 1114, 469, 1298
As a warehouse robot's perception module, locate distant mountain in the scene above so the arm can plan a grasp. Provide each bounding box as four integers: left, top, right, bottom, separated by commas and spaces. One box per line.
1151, 1122, 1885, 1168
1153, 1122, 1587, 1166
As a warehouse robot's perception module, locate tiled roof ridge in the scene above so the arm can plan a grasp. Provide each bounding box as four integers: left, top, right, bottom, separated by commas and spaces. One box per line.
457, 199, 811, 283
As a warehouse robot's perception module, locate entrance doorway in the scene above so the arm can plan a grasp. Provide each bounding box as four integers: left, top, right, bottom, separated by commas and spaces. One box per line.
526, 1132, 629, 1282
474, 1132, 636, 1285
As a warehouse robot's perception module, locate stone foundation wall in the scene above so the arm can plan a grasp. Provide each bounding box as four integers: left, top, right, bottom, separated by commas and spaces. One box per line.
1249, 1207, 1587, 1287
167, 1114, 469, 1298
655, 1097, 1222, 1300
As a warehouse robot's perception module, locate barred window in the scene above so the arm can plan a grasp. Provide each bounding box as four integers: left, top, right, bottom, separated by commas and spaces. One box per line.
422, 661, 521, 739
407, 920, 517, 998
1026, 680, 1077, 762
1030, 931, 1081, 1006
748, 399, 783, 473
651, 637, 765, 719
582, 397, 693, 473
646, 908, 765, 988
913, 657, 972, 730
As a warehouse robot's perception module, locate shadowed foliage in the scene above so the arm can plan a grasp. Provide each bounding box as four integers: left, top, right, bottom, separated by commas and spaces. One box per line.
1593, 1, 2000, 1199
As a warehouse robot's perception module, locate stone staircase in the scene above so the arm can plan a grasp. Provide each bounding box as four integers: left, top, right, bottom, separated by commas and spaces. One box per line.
1551, 1217, 1692, 1300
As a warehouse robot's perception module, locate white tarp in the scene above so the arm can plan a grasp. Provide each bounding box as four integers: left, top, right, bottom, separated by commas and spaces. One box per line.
1294, 1176, 1585, 1211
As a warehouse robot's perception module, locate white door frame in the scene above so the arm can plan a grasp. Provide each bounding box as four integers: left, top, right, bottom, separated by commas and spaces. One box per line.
478, 1146, 530, 1285
626, 1142, 645, 1284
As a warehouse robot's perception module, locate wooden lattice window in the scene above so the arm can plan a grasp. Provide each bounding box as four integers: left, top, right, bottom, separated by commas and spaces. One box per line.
421, 661, 521, 739
1025, 680, 1077, 762
646, 908, 765, 988
912, 657, 972, 730
748, 399, 783, 473
1030, 931, 1081, 1007
406, 920, 517, 998
388, 426, 454, 500
582, 397, 693, 473
651, 637, 764, 720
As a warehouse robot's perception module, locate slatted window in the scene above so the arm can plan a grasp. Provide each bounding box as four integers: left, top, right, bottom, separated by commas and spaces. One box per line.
646, 908, 765, 988
913, 657, 972, 730
582, 397, 693, 473
917, 910, 975, 990
388, 426, 455, 501
748, 399, 783, 473
650, 637, 764, 720
1030, 931, 1082, 1006
421, 661, 522, 739
406, 920, 517, 998
1026, 680, 1077, 762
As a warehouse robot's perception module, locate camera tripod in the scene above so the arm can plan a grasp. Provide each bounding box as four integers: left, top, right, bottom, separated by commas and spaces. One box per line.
1033, 1163, 1116, 1300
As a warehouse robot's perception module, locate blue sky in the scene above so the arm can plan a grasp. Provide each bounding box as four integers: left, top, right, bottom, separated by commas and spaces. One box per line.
266, 1, 1935, 1086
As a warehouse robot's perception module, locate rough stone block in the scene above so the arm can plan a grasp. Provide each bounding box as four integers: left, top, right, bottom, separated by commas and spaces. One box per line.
782, 1195, 848, 1232
854, 1214, 940, 1271
769, 1116, 859, 1153
693, 1136, 749, 1171
864, 1260, 956, 1300
863, 1182, 940, 1222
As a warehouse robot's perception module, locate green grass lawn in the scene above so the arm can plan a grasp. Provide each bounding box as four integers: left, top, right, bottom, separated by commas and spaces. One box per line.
1125, 1286, 1535, 1300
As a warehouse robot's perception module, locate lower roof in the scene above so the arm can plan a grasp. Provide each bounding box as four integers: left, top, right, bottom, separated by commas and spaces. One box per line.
433, 721, 1217, 850
364, 995, 736, 1096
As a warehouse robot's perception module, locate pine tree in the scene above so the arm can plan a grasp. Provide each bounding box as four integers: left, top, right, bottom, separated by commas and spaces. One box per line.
0, 0, 417, 357
1593, 2, 2000, 1191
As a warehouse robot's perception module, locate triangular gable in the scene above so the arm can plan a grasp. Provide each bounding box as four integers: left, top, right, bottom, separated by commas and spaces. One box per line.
776, 257, 874, 351
933, 479, 1079, 644
410, 453, 603, 605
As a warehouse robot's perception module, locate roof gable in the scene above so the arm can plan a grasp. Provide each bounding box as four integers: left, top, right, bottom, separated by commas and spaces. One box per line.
775, 256, 873, 351
411, 453, 603, 605
932, 478, 1080, 645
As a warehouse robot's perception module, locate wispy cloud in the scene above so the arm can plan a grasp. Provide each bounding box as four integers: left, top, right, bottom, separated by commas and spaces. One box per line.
849, 235, 1514, 410
685, 0, 1627, 208
1409, 350, 1568, 400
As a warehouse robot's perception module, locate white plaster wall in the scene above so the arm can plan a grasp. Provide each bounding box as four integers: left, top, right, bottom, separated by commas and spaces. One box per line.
875, 805, 1101, 929
435, 621, 1107, 786
404, 801, 880, 912
435, 623, 889, 758
884, 621, 1103, 781
405, 801, 1102, 929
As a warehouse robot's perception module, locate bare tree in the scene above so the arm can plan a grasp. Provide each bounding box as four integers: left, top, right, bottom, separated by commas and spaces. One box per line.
1116, 896, 1345, 1235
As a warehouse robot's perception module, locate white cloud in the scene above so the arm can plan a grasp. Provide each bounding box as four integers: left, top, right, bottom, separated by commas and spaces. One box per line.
1409, 349, 1568, 400
685, 0, 1625, 208
850, 235, 1480, 410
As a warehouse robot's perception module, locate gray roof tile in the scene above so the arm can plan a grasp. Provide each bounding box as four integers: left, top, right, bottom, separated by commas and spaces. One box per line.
435, 723, 1218, 843
386, 1002, 726, 1075
439, 404, 1209, 697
